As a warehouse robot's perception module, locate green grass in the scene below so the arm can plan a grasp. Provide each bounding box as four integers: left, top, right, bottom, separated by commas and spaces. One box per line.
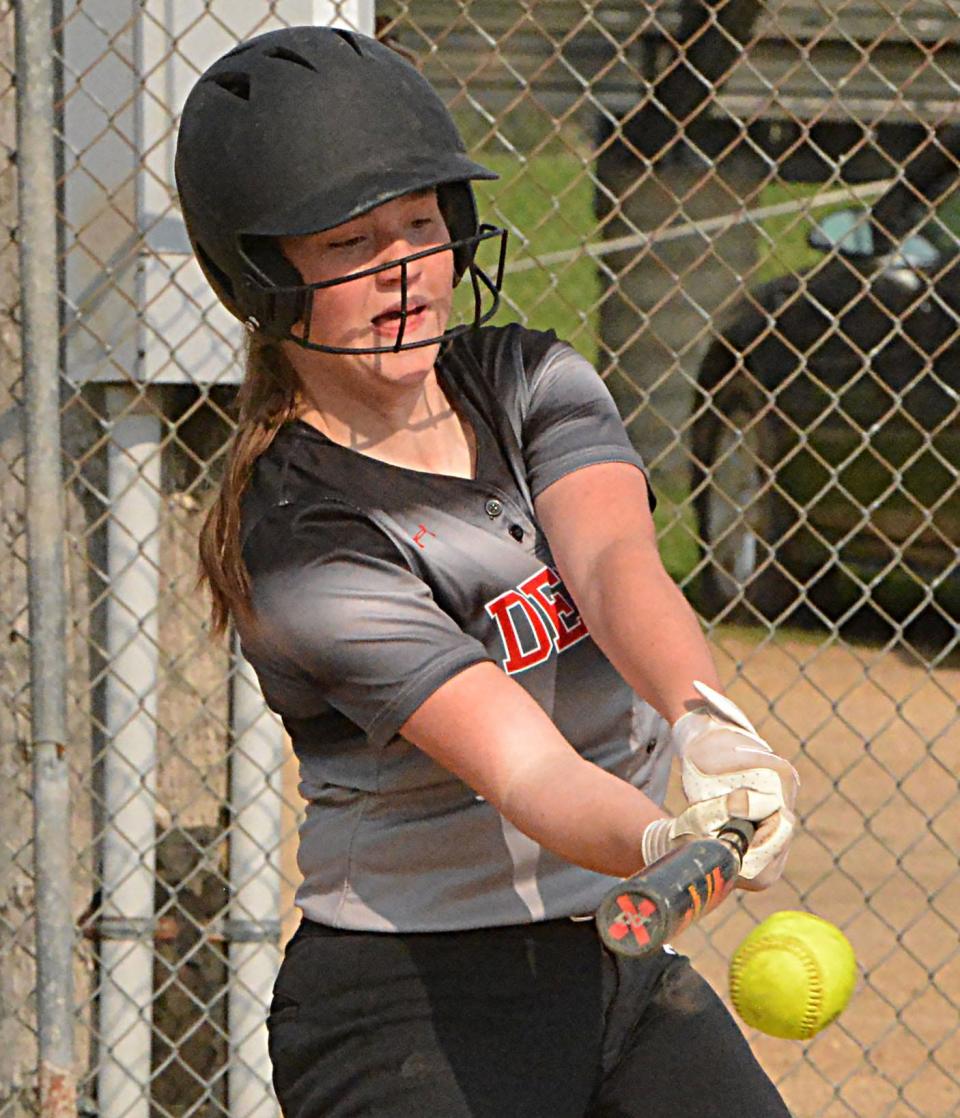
459, 146, 701, 575
460, 157, 864, 369
755, 178, 960, 282
457, 150, 602, 366
752, 181, 854, 285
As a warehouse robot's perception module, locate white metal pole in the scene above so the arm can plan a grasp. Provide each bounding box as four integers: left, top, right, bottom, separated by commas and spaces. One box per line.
98, 385, 161, 1118
227, 639, 285, 1118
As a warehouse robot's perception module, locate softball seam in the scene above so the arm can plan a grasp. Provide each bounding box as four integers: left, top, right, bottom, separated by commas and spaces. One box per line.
729, 933, 823, 1039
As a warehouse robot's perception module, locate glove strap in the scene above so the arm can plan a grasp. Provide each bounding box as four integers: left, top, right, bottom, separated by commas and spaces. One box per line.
640, 818, 674, 867
689, 680, 758, 735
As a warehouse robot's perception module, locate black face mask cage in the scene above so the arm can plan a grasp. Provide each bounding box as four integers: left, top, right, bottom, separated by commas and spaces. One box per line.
237, 224, 508, 354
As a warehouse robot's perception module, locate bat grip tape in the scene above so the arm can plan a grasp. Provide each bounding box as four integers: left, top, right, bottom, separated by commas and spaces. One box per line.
719, 818, 756, 863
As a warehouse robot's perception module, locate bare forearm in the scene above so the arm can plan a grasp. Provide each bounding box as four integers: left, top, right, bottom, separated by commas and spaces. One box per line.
403, 661, 667, 878
567, 538, 721, 723
495, 748, 666, 878
536, 465, 721, 722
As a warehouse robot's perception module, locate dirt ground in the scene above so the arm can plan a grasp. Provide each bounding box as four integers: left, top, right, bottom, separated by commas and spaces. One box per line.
276, 625, 959, 1117
677, 627, 960, 1118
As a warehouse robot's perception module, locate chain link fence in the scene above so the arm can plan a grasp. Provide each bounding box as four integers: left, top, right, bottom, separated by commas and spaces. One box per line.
4, 1, 960, 1115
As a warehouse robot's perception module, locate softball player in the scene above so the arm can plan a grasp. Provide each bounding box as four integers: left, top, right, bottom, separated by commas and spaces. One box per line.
176, 25, 798, 1117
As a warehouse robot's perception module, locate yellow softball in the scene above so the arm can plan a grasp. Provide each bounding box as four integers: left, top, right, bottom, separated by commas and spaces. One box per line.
729, 911, 857, 1039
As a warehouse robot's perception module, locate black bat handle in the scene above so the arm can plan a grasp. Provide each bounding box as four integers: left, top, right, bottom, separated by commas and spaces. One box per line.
718, 817, 756, 859
595, 818, 757, 958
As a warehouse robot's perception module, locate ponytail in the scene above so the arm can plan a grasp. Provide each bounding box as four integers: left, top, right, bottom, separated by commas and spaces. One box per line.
198, 333, 300, 637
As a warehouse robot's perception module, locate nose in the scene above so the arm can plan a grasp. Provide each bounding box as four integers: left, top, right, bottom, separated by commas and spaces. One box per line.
375, 237, 422, 288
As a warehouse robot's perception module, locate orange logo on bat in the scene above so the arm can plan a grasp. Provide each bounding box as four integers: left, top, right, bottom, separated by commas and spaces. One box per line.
676, 865, 736, 934
607, 894, 658, 947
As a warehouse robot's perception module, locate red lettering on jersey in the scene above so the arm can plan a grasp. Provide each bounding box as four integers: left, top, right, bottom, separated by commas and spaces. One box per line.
485, 589, 553, 674
485, 567, 589, 675
412, 524, 436, 549
519, 566, 588, 652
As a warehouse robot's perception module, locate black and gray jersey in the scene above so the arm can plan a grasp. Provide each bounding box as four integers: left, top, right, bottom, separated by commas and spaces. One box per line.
239, 324, 673, 931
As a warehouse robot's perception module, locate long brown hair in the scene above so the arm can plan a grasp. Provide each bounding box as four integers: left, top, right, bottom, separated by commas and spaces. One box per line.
199, 332, 301, 637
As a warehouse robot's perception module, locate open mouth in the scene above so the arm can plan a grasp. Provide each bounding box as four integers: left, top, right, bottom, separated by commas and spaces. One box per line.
371, 303, 429, 333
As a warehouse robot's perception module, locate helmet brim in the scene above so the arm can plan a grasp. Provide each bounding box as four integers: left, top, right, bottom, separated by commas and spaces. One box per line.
242, 153, 497, 238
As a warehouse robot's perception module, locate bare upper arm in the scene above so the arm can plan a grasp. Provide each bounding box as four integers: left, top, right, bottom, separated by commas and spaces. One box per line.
399, 660, 576, 806
534, 461, 660, 600
399, 658, 664, 875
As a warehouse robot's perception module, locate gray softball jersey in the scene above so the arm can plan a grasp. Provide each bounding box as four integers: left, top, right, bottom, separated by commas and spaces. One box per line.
239, 324, 673, 931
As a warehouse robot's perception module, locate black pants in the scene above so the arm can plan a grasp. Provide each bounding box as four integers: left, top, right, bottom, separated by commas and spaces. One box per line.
267, 916, 790, 1118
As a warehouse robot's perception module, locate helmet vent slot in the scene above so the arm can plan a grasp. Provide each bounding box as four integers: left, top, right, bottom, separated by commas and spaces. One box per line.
264, 46, 318, 71
206, 71, 251, 101
332, 29, 364, 56
223, 41, 256, 60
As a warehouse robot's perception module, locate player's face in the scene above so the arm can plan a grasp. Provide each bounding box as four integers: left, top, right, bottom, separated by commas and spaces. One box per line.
278, 189, 455, 385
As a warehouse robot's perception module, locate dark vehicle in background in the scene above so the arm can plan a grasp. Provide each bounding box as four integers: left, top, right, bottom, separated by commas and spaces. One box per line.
690, 130, 960, 630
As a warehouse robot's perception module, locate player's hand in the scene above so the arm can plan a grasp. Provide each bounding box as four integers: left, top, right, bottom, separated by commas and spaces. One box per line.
640, 787, 783, 869
671, 680, 800, 891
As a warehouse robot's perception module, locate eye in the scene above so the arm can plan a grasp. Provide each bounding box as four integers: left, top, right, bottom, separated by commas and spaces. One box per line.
328, 234, 366, 250
410, 215, 443, 239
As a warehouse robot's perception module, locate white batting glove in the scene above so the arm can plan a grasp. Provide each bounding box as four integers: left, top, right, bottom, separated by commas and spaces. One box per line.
641, 787, 784, 868
671, 681, 800, 890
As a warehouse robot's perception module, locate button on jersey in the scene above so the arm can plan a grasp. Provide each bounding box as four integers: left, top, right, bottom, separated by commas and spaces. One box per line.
239, 324, 671, 931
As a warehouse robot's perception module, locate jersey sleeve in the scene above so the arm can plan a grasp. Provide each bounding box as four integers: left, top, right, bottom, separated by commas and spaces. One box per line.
521, 340, 653, 504
244, 503, 492, 749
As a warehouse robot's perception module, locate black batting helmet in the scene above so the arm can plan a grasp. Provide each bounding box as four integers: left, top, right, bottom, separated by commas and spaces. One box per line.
174, 25, 506, 353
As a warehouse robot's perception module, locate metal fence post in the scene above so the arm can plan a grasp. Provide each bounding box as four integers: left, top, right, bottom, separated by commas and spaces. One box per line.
15, 0, 76, 1114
